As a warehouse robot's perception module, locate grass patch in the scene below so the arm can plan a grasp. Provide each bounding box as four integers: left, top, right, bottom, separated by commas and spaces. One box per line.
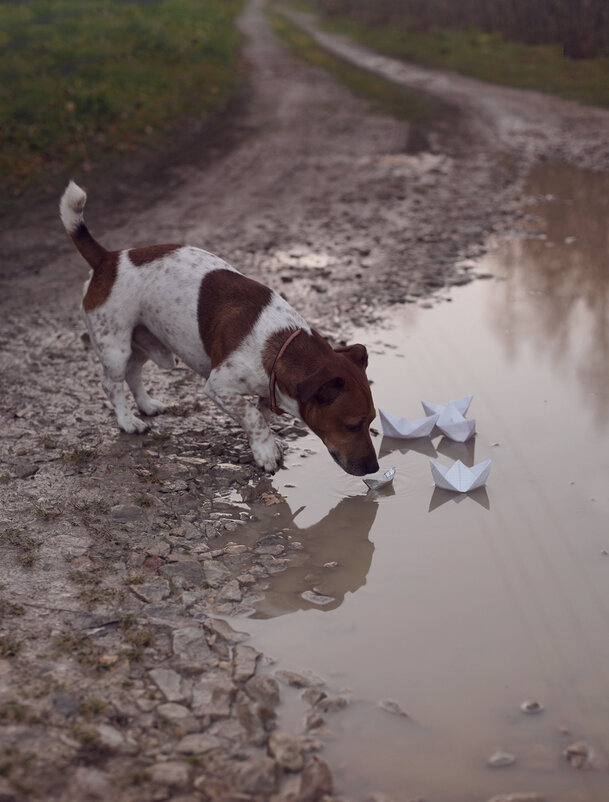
1, 0, 245, 196
300, 2, 609, 107
61, 446, 97, 465
268, 7, 447, 124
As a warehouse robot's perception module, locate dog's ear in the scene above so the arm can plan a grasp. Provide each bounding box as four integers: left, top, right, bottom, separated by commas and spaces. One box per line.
297, 367, 345, 406
335, 343, 368, 371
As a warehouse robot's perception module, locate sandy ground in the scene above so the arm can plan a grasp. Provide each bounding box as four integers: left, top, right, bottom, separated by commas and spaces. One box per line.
1, 1, 609, 799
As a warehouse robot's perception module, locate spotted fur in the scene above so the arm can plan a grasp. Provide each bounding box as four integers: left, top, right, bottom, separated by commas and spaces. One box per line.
59, 182, 379, 475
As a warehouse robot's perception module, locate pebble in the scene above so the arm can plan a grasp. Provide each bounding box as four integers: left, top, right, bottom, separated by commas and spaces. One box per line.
146, 760, 191, 788
63, 767, 113, 800
296, 756, 333, 802
235, 756, 279, 795
110, 503, 146, 522
244, 675, 281, 708
378, 699, 408, 717
564, 740, 594, 769
149, 667, 191, 704
175, 733, 221, 755
275, 668, 325, 688
300, 590, 335, 606
268, 730, 305, 771
487, 750, 516, 768
520, 700, 543, 714
172, 626, 211, 672
191, 674, 235, 718
233, 643, 261, 682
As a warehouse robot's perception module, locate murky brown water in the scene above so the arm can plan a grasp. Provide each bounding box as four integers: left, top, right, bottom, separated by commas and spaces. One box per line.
232, 163, 609, 801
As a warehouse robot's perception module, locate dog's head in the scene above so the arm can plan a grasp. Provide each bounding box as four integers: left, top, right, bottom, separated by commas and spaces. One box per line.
297, 343, 379, 476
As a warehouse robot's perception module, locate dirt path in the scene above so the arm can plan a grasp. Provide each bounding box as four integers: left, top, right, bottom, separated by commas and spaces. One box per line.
1, 1, 608, 799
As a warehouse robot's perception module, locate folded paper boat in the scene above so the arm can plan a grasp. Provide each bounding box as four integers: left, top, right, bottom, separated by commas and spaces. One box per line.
379, 409, 439, 439
421, 395, 475, 442
430, 459, 491, 493
363, 466, 396, 491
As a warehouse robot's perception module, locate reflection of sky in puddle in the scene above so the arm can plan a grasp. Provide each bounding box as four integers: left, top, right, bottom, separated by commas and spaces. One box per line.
232, 164, 609, 801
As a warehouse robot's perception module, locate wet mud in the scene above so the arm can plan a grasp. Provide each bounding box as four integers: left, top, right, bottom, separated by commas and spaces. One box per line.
1, 0, 609, 799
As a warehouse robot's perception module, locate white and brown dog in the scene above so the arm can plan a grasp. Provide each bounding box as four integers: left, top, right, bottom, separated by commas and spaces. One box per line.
60, 181, 379, 476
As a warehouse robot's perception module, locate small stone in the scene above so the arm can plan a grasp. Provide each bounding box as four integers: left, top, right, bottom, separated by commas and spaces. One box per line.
316, 695, 348, 713
564, 741, 594, 769
244, 675, 280, 708
172, 626, 211, 672
14, 462, 39, 478
233, 644, 261, 682
191, 674, 235, 718
130, 580, 170, 604
175, 733, 221, 755
204, 617, 249, 643
378, 699, 408, 717
162, 560, 205, 587
147, 760, 191, 788
111, 504, 145, 522
487, 750, 516, 768
149, 668, 191, 704
275, 669, 325, 688
268, 730, 304, 771
520, 700, 543, 714
157, 703, 195, 727
218, 579, 242, 602
300, 590, 335, 606
235, 756, 279, 795
63, 767, 113, 800
53, 692, 79, 717
95, 723, 138, 755
296, 756, 333, 801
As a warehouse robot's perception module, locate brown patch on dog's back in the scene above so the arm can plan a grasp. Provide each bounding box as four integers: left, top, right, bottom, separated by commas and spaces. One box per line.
128, 244, 181, 266
83, 251, 120, 311
198, 269, 272, 367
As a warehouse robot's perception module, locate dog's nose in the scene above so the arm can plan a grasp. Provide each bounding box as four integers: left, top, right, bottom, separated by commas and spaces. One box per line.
364, 455, 379, 475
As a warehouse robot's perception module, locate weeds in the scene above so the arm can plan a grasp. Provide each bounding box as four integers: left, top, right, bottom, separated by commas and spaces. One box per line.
0, 637, 21, 657
1, 0, 246, 197
61, 447, 97, 465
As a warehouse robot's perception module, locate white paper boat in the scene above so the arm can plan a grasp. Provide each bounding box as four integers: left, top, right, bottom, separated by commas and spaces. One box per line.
421, 395, 476, 442
430, 459, 491, 493
363, 466, 396, 491
422, 395, 473, 418
379, 409, 439, 439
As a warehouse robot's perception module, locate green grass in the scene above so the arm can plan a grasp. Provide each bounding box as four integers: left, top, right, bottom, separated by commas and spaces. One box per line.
300, 2, 609, 107
0, 0, 245, 194
268, 7, 448, 124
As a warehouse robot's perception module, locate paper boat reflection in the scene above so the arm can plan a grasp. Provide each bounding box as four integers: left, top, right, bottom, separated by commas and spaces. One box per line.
421, 395, 475, 442
430, 458, 491, 493
363, 466, 396, 491
379, 409, 439, 439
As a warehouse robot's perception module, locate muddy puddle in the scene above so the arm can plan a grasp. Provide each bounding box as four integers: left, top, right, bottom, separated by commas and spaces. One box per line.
229, 163, 609, 801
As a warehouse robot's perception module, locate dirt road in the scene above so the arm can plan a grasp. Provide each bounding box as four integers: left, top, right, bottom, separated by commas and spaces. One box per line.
1, 1, 608, 799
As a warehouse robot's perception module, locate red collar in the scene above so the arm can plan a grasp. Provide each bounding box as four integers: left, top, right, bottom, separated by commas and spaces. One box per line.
269, 328, 302, 415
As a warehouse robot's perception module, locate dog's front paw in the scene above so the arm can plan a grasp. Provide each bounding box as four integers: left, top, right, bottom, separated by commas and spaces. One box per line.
139, 398, 166, 417
252, 436, 283, 474
119, 415, 151, 435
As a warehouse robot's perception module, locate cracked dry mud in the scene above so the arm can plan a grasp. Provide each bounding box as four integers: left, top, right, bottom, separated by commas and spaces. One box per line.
1, 1, 609, 800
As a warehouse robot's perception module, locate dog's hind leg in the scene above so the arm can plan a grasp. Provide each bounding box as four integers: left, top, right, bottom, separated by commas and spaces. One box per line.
97, 341, 150, 434
125, 347, 166, 417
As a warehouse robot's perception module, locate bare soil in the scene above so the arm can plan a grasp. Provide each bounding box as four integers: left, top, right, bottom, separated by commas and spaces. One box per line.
1, 1, 609, 800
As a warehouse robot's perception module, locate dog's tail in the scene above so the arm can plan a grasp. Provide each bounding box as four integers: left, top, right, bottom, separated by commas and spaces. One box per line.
59, 181, 107, 270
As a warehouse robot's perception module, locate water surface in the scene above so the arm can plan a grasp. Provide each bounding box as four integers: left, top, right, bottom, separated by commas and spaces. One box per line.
235, 163, 609, 801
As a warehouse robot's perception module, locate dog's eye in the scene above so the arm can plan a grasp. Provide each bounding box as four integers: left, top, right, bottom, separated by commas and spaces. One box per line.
345, 422, 363, 433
